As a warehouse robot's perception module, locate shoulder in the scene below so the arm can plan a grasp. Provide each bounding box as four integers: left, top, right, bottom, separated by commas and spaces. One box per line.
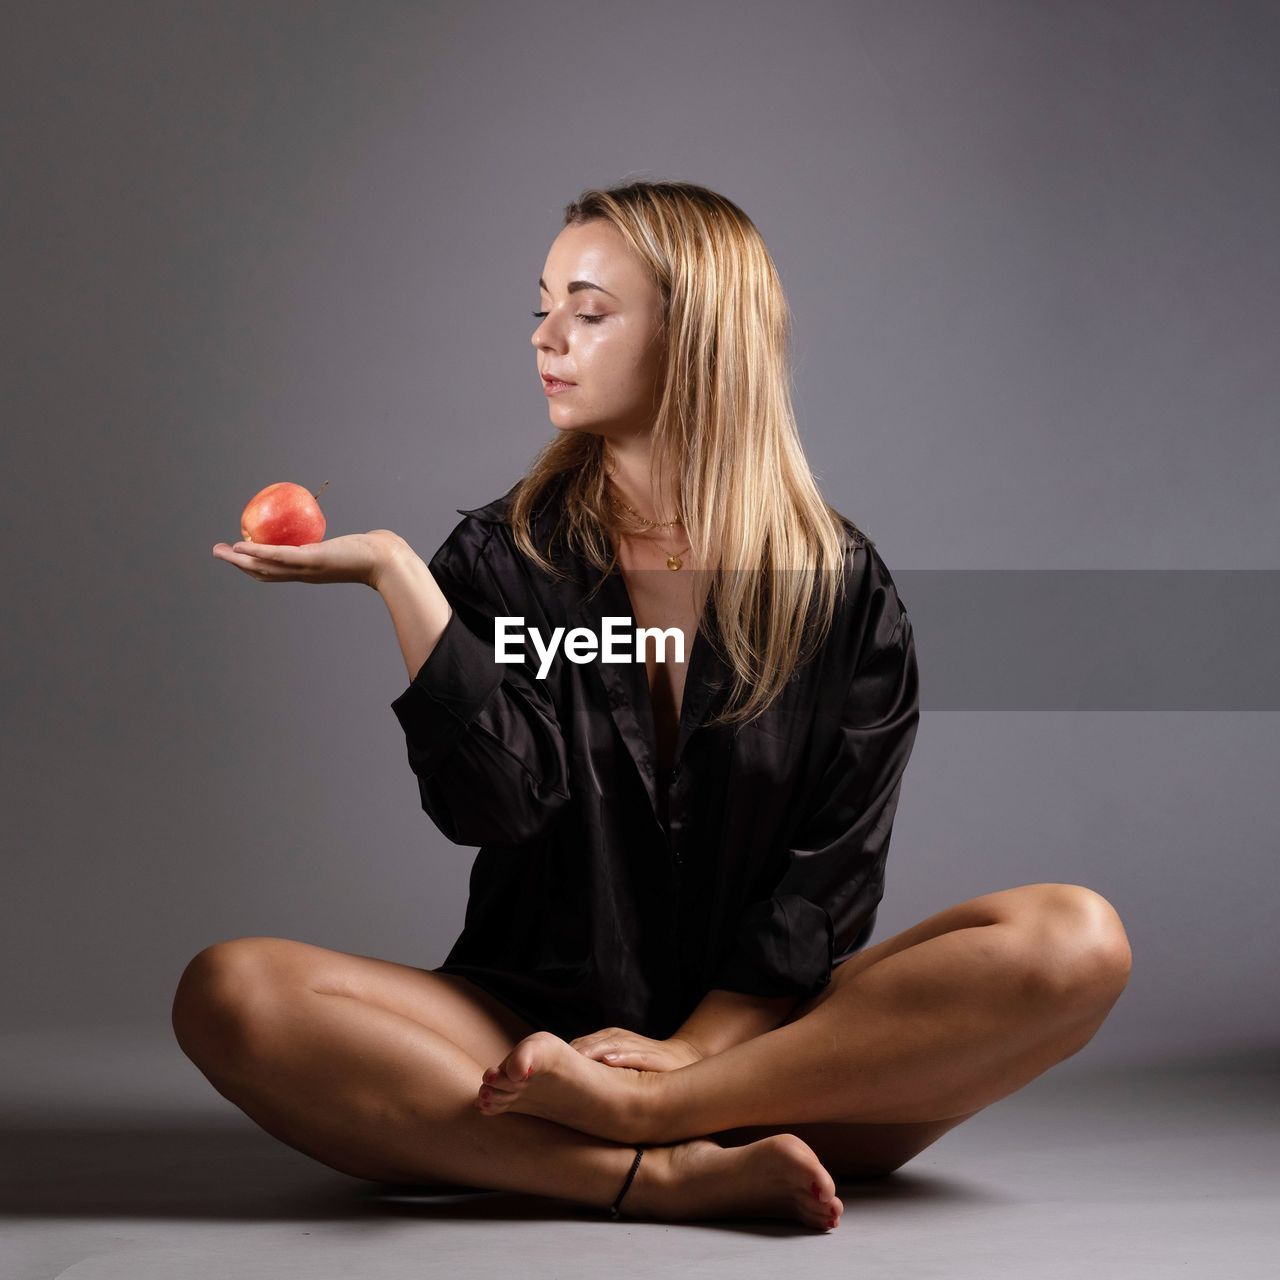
424, 485, 513, 590
828, 514, 911, 670
455, 471, 570, 533
832, 509, 873, 552
829, 511, 886, 595
453, 481, 520, 527
430, 474, 569, 586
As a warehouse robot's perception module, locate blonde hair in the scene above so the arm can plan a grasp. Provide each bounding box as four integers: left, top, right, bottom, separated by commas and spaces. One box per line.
510, 178, 856, 728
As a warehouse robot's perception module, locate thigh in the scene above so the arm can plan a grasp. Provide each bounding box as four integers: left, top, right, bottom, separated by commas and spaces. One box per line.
801, 885, 1035, 1002
701, 893, 1030, 1176
177, 936, 537, 1071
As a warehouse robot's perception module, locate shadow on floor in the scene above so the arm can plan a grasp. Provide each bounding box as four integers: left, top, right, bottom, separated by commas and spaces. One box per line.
5, 1048, 1275, 1230
0, 1118, 999, 1225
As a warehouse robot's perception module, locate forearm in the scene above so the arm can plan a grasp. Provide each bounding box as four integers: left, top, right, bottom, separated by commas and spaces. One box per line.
375, 539, 454, 683
672, 988, 800, 1059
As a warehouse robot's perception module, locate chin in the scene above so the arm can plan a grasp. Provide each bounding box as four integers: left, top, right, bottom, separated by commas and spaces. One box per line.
549, 417, 607, 437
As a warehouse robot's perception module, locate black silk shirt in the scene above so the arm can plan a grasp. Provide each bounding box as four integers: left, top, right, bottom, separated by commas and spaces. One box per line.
389, 478, 920, 1042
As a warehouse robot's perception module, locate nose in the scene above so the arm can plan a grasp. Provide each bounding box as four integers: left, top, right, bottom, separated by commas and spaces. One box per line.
532, 314, 565, 352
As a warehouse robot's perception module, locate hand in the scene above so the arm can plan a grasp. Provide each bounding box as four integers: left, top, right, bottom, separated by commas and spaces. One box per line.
211, 529, 405, 590
569, 1027, 706, 1073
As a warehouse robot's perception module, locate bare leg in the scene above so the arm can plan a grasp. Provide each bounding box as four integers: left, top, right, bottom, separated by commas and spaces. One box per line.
656, 882, 1133, 1137
171, 942, 844, 1229
471, 883, 1133, 1146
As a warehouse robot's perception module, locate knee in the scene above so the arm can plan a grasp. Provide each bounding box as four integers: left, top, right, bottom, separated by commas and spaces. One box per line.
170, 937, 291, 1065
1008, 884, 1133, 1013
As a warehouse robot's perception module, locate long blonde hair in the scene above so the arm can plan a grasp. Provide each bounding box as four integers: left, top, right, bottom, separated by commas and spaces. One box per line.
510, 179, 856, 728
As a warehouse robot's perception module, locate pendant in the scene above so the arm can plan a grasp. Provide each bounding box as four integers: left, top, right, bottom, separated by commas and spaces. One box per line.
666, 555, 683, 570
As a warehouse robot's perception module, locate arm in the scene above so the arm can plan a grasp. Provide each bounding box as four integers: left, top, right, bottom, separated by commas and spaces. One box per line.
671, 989, 800, 1059
708, 589, 921, 1001
380, 534, 571, 847
376, 536, 456, 682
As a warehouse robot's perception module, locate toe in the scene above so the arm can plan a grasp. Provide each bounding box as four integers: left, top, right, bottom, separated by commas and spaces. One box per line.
480, 1067, 518, 1096
806, 1171, 842, 1228
826, 1194, 843, 1228
507, 1032, 557, 1083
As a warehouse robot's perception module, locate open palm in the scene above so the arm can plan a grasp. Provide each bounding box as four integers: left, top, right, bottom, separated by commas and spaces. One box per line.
211, 529, 402, 588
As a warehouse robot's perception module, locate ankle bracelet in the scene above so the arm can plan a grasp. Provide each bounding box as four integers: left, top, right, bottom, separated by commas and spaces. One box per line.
608, 1145, 646, 1220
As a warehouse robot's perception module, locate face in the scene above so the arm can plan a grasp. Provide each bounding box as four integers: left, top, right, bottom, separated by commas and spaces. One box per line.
532, 219, 666, 438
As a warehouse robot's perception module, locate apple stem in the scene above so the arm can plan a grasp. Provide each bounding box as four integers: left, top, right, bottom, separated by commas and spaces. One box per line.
312, 480, 331, 500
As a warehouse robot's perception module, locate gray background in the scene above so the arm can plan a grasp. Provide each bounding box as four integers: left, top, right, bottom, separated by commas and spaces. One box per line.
4, 0, 1278, 1077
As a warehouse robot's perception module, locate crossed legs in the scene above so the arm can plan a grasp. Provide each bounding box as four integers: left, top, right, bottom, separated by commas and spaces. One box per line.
171, 882, 1131, 1224
470, 882, 1133, 1150
171, 940, 843, 1227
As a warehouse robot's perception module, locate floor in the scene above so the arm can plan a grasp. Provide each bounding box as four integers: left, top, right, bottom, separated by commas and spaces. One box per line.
1, 1027, 1276, 1279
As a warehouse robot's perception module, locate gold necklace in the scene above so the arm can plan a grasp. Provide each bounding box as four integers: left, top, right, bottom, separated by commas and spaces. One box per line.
609, 491, 691, 570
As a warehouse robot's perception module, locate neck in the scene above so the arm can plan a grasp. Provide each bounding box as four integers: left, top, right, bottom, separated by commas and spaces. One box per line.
603, 435, 680, 529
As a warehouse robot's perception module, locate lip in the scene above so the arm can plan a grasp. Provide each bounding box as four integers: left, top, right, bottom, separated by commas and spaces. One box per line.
542, 374, 576, 394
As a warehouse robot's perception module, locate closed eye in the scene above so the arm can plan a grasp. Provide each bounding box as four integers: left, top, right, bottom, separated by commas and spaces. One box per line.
532, 310, 605, 325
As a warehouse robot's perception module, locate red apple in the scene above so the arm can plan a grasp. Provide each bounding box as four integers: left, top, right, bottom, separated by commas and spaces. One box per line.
240, 480, 329, 546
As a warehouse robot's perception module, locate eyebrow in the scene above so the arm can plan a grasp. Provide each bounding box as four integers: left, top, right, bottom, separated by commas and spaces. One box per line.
538, 276, 619, 300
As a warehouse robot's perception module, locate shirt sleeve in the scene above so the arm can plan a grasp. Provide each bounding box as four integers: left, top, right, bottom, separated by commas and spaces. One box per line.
389, 520, 571, 847
709, 571, 921, 999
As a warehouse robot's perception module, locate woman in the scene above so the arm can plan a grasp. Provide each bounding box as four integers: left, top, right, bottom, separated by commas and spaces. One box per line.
189, 180, 1131, 1230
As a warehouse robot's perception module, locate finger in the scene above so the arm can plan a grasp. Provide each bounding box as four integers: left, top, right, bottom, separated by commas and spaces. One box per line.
212, 544, 256, 567
598, 1046, 645, 1065
232, 541, 311, 564
213, 544, 268, 563
213, 546, 287, 579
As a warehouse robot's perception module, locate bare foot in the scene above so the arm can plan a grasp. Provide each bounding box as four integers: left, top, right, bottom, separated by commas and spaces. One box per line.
475, 1030, 656, 1143
623, 1134, 844, 1230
